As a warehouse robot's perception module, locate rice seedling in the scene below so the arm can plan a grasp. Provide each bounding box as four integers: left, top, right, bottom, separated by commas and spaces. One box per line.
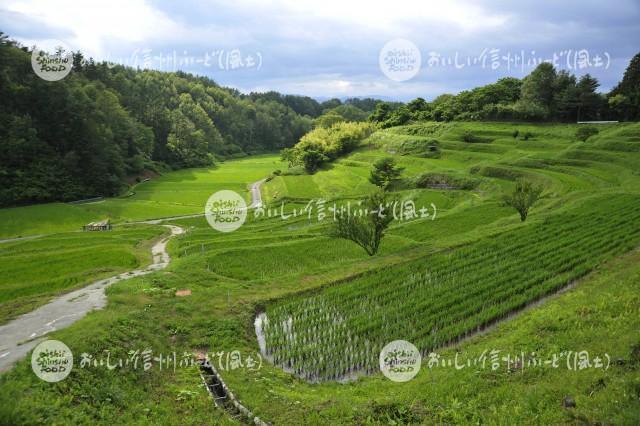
258, 194, 640, 382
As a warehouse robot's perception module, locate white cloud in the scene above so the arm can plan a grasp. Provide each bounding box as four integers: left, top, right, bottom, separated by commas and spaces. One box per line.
235, 0, 509, 33
4, 0, 181, 56
3, 0, 253, 57
246, 73, 456, 100
2, 0, 635, 99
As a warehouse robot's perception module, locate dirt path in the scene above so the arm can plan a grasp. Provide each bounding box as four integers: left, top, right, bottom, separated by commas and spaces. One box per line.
0, 178, 265, 371
248, 179, 265, 208
0, 224, 184, 373
0, 234, 44, 244
123, 178, 264, 225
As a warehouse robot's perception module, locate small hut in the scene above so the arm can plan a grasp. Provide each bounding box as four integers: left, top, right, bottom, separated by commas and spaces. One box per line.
83, 219, 112, 231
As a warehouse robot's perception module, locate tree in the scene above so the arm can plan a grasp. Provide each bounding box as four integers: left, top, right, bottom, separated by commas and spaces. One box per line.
406, 97, 427, 113
314, 110, 345, 128
280, 147, 298, 167
609, 52, 640, 120
503, 180, 544, 222
382, 106, 412, 128
608, 94, 631, 121
285, 122, 374, 173
554, 70, 579, 121
576, 74, 601, 121
369, 157, 403, 189
331, 191, 394, 256
368, 102, 392, 123
299, 149, 327, 173
520, 62, 557, 115
0, 33, 318, 206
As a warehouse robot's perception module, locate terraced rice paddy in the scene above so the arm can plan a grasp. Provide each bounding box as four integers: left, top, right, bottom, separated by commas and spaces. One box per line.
257, 194, 640, 382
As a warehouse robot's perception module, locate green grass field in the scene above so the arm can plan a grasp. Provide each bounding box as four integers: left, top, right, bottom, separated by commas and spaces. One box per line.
0, 155, 284, 239
1, 122, 639, 424
0, 225, 166, 324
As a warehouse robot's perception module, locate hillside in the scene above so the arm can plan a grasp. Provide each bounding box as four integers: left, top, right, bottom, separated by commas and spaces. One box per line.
1, 121, 639, 424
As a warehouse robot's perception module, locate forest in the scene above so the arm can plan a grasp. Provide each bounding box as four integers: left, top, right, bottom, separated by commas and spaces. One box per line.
0, 34, 375, 206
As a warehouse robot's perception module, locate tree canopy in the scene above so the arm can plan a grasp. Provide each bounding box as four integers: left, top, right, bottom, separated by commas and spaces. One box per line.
369, 55, 639, 127
0, 35, 319, 206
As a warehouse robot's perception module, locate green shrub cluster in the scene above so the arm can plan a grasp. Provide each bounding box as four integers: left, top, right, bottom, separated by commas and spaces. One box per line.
413, 173, 480, 190
576, 126, 599, 141
282, 122, 375, 173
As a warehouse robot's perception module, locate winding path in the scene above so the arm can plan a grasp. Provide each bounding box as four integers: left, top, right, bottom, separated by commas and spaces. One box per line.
248, 179, 265, 208
0, 179, 266, 372
0, 224, 184, 372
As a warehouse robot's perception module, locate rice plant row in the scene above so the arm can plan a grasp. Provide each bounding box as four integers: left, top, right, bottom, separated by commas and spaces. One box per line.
256, 194, 640, 382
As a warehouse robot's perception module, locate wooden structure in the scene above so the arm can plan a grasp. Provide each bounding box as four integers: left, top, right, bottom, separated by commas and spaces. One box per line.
83, 219, 112, 231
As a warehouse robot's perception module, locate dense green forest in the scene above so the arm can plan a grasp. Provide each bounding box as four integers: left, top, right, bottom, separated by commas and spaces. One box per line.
0, 34, 375, 207
370, 54, 640, 127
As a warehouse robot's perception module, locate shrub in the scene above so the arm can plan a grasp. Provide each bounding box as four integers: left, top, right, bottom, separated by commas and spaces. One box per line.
502, 179, 544, 222
281, 166, 306, 176
273, 169, 282, 176
395, 138, 441, 158
283, 122, 375, 173
463, 131, 477, 143
512, 130, 519, 138
576, 126, 599, 141
462, 131, 493, 143
369, 157, 404, 189
330, 191, 394, 256
414, 173, 480, 190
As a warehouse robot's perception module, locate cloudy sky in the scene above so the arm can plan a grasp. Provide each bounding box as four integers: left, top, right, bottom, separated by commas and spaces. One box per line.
2, 0, 639, 100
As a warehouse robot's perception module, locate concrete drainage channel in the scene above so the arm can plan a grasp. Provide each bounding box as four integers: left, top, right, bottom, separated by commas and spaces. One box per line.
197, 358, 270, 425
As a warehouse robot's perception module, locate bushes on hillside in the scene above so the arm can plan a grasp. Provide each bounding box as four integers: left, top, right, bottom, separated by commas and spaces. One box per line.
576, 126, 599, 141
471, 166, 524, 181
283, 122, 375, 173
462, 131, 493, 143
414, 173, 480, 190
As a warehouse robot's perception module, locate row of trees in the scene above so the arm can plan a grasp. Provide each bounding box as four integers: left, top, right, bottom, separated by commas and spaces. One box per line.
371, 53, 640, 126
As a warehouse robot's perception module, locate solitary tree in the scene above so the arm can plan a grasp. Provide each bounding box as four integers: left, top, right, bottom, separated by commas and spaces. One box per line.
369, 157, 403, 189
503, 180, 544, 222
331, 191, 394, 256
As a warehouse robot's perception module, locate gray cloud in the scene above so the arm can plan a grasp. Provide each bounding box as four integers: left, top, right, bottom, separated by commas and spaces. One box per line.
2, 0, 638, 100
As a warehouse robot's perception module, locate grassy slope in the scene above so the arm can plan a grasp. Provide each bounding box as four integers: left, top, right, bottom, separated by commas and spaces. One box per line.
231, 248, 640, 425
0, 225, 166, 324
0, 122, 639, 424
0, 155, 284, 239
